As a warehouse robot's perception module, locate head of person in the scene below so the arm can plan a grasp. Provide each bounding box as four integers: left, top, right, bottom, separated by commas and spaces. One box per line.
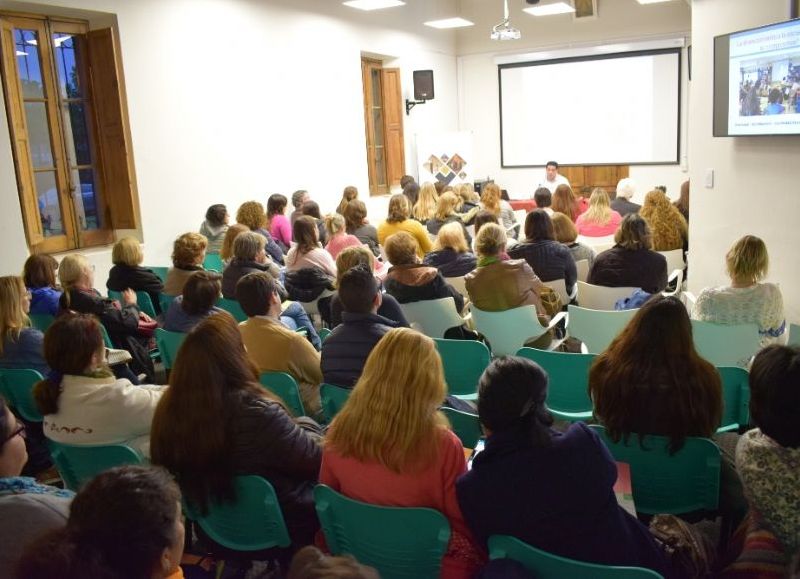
17, 466, 184, 579
433, 221, 469, 254
478, 357, 553, 446
34, 313, 106, 416
551, 184, 577, 221
291, 189, 309, 210
434, 191, 460, 221
235, 271, 280, 318
288, 546, 380, 579
675, 180, 690, 213
58, 253, 94, 293
640, 188, 674, 218
235, 201, 267, 231
614, 213, 652, 250
266, 193, 287, 219
0, 395, 27, 477
533, 187, 552, 209
338, 263, 381, 315
343, 199, 368, 233
399, 175, 415, 190
402, 182, 420, 206
474, 223, 507, 260
342, 185, 358, 205
0, 276, 31, 352
172, 232, 208, 269
181, 271, 221, 316
481, 183, 501, 216
413, 182, 439, 221
584, 188, 612, 226
326, 327, 447, 473
524, 209, 554, 242
293, 215, 320, 254
768, 87, 783, 104
386, 193, 411, 224
545, 161, 559, 182
473, 210, 499, 238
335, 246, 375, 286
23, 254, 58, 290
205, 204, 228, 228
324, 212, 347, 238
616, 178, 637, 200
219, 223, 249, 262
725, 235, 768, 285
302, 200, 322, 220
457, 182, 479, 205
111, 236, 144, 268
550, 212, 579, 244
384, 231, 419, 266
748, 345, 800, 448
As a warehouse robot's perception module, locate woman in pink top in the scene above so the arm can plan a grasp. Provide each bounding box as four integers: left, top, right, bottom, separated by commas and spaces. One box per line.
575, 188, 622, 237
285, 216, 337, 277
324, 213, 362, 260
267, 193, 292, 249
320, 328, 484, 579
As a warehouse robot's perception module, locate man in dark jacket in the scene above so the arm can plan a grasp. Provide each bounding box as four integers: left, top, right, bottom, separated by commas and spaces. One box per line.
321, 264, 397, 388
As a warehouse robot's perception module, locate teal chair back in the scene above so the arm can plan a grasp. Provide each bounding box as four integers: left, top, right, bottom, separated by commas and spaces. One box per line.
441, 406, 482, 449
159, 293, 177, 313
320, 383, 350, 422
566, 305, 637, 354
108, 290, 158, 318
29, 314, 55, 333
717, 366, 750, 433
259, 372, 305, 417
216, 298, 248, 322
155, 329, 186, 370
0, 369, 44, 422
488, 535, 664, 578
99, 324, 114, 348
318, 327, 332, 343
788, 323, 800, 346
434, 338, 491, 399
691, 320, 760, 367
515, 348, 595, 422
184, 476, 291, 552
314, 484, 451, 579
203, 253, 224, 272
143, 266, 168, 283
589, 425, 721, 515
48, 441, 144, 491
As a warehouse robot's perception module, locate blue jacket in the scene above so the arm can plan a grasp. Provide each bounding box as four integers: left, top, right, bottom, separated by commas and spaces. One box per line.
423, 248, 477, 278
163, 296, 223, 333
507, 239, 577, 295
0, 328, 49, 375
28, 287, 61, 317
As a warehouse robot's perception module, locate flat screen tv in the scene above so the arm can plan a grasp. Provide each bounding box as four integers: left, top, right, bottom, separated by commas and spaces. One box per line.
714, 18, 800, 136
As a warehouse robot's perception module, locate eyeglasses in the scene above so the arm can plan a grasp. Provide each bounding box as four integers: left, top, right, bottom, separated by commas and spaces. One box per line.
2, 422, 26, 445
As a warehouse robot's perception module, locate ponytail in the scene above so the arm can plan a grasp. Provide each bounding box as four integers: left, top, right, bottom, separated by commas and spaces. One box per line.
33, 376, 62, 415
324, 213, 345, 238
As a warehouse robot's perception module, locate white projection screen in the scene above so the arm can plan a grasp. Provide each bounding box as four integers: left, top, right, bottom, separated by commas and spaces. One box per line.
499, 50, 681, 167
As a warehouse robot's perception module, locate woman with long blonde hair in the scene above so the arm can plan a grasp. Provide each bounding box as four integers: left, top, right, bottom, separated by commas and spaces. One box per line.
0, 276, 46, 375
480, 183, 517, 236
426, 192, 473, 245
639, 189, 688, 251
412, 182, 439, 223
321, 328, 482, 577
376, 194, 432, 257
575, 188, 622, 237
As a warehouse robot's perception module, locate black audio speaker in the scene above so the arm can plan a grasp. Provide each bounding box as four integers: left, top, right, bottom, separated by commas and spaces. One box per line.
413, 70, 434, 101
525, 0, 540, 4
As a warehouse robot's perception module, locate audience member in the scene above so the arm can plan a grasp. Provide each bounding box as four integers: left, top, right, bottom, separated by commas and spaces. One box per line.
674, 180, 690, 223
402, 181, 420, 207
480, 183, 517, 236
199, 203, 229, 254
423, 221, 478, 278
587, 214, 667, 293
611, 178, 641, 216
426, 191, 473, 245
537, 160, 570, 193
321, 328, 483, 578
551, 184, 580, 222
0, 276, 48, 375
163, 271, 224, 333
324, 212, 362, 260
457, 357, 677, 578
163, 232, 207, 296
106, 236, 165, 314
456, 182, 480, 214
151, 313, 321, 548
288, 546, 379, 579
16, 466, 184, 579
336, 185, 358, 216
575, 189, 622, 237
321, 264, 398, 388
301, 199, 329, 245
342, 199, 379, 257
286, 216, 337, 278
236, 200, 284, 264
692, 235, 784, 347
221, 230, 281, 299
377, 194, 432, 257
533, 187, 553, 215
399, 175, 415, 190
23, 255, 60, 316
412, 182, 439, 224
551, 212, 596, 268
290, 189, 310, 227
508, 210, 577, 295
34, 313, 164, 457
219, 222, 248, 265
236, 273, 323, 418
639, 189, 688, 251
267, 193, 292, 250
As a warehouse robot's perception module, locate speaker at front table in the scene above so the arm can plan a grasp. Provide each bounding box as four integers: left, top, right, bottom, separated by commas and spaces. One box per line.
413, 70, 434, 101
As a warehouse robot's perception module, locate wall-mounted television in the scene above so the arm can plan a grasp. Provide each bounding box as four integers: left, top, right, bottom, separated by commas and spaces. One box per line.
714, 18, 800, 136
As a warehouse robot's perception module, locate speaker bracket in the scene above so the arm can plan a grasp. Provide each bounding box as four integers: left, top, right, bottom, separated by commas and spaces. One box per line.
405, 99, 427, 115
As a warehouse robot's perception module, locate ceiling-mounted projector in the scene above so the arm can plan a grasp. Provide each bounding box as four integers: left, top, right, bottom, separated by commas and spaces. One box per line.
491, 0, 521, 40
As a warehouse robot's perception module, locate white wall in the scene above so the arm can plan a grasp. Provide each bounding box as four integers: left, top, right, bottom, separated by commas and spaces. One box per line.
689, 0, 800, 324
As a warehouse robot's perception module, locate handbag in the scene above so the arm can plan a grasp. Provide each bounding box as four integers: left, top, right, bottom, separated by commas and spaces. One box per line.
649, 514, 714, 578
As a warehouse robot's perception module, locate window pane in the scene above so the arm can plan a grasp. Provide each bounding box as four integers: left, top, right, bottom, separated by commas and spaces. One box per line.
24, 102, 54, 168
73, 168, 100, 231
34, 171, 64, 237
53, 34, 82, 98
371, 68, 382, 105
14, 29, 44, 98
374, 146, 386, 187
372, 107, 384, 147
61, 101, 92, 166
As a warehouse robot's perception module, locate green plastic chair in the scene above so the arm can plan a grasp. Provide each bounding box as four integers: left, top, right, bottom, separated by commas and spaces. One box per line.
48, 441, 144, 491
99, 324, 114, 348
691, 320, 760, 367
216, 298, 248, 323
589, 425, 721, 515
314, 484, 451, 579
788, 323, 800, 346
566, 305, 638, 354
259, 372, 305, 417
318, 327, 332, 343
320, 383, 350, 422
717, 366, 750, 433
203, 253, 224, 272
488, 535, 664, 578
159, 293, 177, 314
184, 475, 291, 552
143, 266, 169, 284
108, 290, 158, 318
155, 329, 186, 370
515, 348, 595, 422
29, 313, 55, 333
441, 406, 482, 449
0, 369, 44, 422
471, 305, 567, 356
434, 338, 491, 400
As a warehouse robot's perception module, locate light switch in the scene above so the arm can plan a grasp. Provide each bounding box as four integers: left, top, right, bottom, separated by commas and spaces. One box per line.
704, 168, 714, 188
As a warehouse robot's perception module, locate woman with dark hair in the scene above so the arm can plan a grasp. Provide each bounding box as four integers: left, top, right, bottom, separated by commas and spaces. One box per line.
674, 180, 690, 224
200, 203, 229, 254
163, 271, 224, 332
286, 216, 337, 278
150, 313, 321, 548
16, 465, 184, 579
336, 185, 359, 216
457, 357, 676, 578
267, 193, 292, 250
551, 184, 580, 222
343, 199, 380, 257
402, 181, 420, 207
301, 200, 328, 245
22, 255, 60, 316
508, 209, 577, 295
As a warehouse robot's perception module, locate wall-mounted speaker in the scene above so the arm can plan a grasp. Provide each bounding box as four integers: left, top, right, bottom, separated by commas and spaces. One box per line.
413, 70, 435, 101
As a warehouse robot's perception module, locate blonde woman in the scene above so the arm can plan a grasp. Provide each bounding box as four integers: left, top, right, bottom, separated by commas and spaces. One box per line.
551, 212, 596, 268
639, 189, 688, 251
163, 232, 208, 296
235, 200, 284, 264
324, 213, 362, 260
219, 223, 249, 265
692, 235, 784, 347
0, 276, 48, 375
412, 182, 438, 224
423, 221, 477, 278
575, 189, 622, 237
320, 328, 483, 578
480, 183, 517, 236
377, 194, 432, 257
106, 236, 165, 314
426, 192, 474, 245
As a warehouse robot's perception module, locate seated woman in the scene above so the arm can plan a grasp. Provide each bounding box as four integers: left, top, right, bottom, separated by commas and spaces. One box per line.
163, 232, 207, 297
423, 222, 478, 279
674, 180, 690, 223
321, 328, 483, 578
377, 194, 433, 257
551, 184, 581, 222
34, 314, 165, 458
17, 465, 185, 579
426, 192, 474, 246
151, 314, 322, 548
267, 193, 292, 250
343, 199, 380, 257
457, 357, 677, 578
0, 276, 48, 376
219, 223, 248, 266
163, 271, 224, 333
236, 200, 284, 264
412, 182, 438, 225
23, 255, 61, 317
575, 189, 622, 237
551, 212, 596, 269
286, 216, 337, 278
480, 183, 517, 237
692, 235, 784, 348
106, 236, 165, 314
639, 189, 688, 251
301, 200, 329, 246
200, 203, 229, 254
324, 212, 362, 260
221, 231, 281, 299
336, 185, 358, 216
402, 181, 420, 207
508, 210, 577, 296
587, 214, 668, 293
455, 182, 480, 215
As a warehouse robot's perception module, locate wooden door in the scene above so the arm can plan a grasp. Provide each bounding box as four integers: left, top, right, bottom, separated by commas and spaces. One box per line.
380, 68, 405, 189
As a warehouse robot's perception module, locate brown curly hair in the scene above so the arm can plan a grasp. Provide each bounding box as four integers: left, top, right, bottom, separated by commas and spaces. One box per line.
236, 201, 267, 231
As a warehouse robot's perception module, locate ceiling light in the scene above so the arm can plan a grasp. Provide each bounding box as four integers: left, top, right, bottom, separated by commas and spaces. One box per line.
491, 0, 521, 41
425, 17, 474, 29
523, 2, 576, 16
342, 0, 405, 11
636, 0, 674, 3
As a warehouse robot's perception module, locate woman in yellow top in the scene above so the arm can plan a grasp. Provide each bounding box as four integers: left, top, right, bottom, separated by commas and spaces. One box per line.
377, 194, 433, 258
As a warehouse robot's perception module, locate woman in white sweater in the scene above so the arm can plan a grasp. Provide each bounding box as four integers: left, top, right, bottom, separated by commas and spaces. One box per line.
34, 313, 165, 458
